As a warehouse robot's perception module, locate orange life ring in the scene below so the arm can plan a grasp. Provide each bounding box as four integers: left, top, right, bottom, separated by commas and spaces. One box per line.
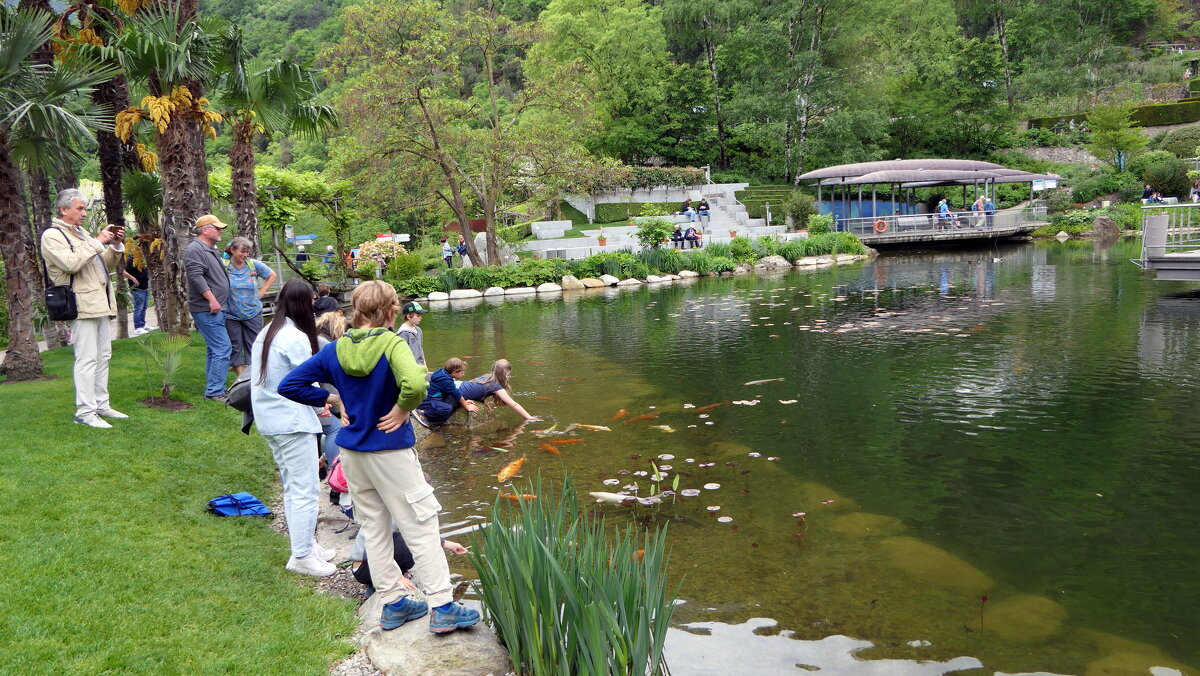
873, 220, 888, 233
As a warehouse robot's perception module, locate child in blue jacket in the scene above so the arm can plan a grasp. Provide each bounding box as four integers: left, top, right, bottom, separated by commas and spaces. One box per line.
416, 358, 478, 425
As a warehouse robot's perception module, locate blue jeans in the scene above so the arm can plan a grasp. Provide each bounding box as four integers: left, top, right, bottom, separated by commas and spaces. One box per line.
320, 413, 343, 465
192, 310, 231, 397
131, 289, 149, 329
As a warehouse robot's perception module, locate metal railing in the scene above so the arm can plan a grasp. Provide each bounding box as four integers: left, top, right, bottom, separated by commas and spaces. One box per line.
1135, 203, 1200, 268
837, 205, 1048, 239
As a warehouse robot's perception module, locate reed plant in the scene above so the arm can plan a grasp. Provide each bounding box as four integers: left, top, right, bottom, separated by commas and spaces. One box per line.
471, 477, 677, 676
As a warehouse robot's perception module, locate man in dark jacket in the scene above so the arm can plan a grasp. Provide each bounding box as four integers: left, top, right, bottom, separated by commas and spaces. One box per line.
184, 214, 232, 400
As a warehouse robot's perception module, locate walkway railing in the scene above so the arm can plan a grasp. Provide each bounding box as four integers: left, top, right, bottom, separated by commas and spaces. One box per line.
1135, 203, 1200, 268
839, 205, 1048, 239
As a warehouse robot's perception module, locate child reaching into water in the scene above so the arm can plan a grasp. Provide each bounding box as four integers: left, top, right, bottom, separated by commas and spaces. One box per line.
416, 358, 478, 425
458, 359, 537, 421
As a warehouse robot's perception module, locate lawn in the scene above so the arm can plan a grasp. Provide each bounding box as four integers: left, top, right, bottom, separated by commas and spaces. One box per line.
0, 334, 357, 674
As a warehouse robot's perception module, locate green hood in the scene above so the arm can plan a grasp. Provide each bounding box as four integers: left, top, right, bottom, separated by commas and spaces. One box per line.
336, 328, 427, 411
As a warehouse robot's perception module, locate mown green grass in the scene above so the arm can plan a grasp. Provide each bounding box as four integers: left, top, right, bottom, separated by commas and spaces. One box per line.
0, 336, 357, 674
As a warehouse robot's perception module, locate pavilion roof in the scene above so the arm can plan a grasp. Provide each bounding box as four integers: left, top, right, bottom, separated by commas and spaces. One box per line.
797, 159, 1006, 181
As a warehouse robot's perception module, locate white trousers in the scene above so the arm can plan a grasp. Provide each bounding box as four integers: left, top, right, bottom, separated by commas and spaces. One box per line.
265, 432, 320, 559
341, 447, 453, 607
71, 316, 112, 417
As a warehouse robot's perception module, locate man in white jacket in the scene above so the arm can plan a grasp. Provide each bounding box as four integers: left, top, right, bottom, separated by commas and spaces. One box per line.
40, 189, 127, 429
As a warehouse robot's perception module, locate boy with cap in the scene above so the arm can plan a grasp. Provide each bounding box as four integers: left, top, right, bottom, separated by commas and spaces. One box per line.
396, 300, 427, 369
277, 280, 480, 633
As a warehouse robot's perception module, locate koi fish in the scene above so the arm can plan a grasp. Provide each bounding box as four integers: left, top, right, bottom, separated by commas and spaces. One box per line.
538, 442, 561, 456
547, 438, 584, 445
632, 549, 645, 561
533, 424, 559, 435
623, 412, 661, 424
535, 396, 561, 402
589, 491, 638, 505
555, 377, 580, 381
573, 424, 611, 432
693, 402, 730, 413
608, 408, 628, 420
497, 456, 526, 482
652, 425, 676, 433
744, 378, 785, 386
500, 492, 538, 502
525, 360, 545, 365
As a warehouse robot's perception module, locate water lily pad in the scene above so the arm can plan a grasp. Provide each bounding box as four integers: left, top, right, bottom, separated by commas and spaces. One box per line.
680, 489, 701, 497
704, 483, 721, 490
707, 505, 721, 512
602, 479, 620, 486
717, 516, 733, 523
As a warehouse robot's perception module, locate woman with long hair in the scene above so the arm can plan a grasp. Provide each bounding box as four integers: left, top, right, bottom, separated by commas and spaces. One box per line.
457, 359, 536, 420
250, 279, 340, 577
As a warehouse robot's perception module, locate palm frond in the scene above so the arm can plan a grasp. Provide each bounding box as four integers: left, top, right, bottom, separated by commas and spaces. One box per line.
0, 7, 54, 85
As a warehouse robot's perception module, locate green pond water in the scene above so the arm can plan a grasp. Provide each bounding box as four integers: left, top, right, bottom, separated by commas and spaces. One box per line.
415, 236, 1200, 675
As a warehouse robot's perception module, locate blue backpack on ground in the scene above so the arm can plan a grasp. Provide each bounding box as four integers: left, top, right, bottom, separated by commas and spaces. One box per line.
207, 492, 273, 517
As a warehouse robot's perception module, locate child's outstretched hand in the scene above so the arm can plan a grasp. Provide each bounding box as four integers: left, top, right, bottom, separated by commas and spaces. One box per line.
377, 404, 409, 432
443, 540, 468, 555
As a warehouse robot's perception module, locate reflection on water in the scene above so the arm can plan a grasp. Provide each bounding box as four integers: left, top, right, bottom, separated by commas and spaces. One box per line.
423, 238, 1200, 675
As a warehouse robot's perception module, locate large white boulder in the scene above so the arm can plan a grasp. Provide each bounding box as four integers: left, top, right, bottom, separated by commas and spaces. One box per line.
483, 286, 505, 296
678, 270, 700, 278
560, 275, 586, 291
616, 278, 643, 286
448, 288, 482, 299
504, 287, 536, 295
536, 282, 563, 293
580, 277, 606, 288
428, 291, 450, 301
598, 274, 620, 286
754, 255, 791, 269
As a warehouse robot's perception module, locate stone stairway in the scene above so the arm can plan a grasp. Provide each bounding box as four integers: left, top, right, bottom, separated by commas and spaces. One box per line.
526, 184, 793, 260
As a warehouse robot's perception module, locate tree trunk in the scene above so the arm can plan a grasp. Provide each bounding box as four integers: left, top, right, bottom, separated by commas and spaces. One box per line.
0, 144, 44, 380
94, 78, 137, 227
157, 115, 207, 336
230, 125, 259, 249
994, 9, 1014, 111
701, 17, 729, 171
24, 170, 66, 348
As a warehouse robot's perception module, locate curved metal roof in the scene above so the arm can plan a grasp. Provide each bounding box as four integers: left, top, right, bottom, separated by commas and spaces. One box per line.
797, 159, 1006, 181
820, 168, 1058, 188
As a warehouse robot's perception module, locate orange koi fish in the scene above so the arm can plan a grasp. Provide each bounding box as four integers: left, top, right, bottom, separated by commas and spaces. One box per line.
497, 456, 526, 482
500, 493, 538, 502
538, 442, 561, 456
693, 402, 730, 413
623, 412, 661, 424
547, 438, 584, 445
608, 408, 628, 420
535, 396, 561, 402
632, 549, 645, 561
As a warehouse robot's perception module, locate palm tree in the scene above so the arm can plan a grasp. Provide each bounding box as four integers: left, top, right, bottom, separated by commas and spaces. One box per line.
112, 5, 221, 335
213, 26, 338, 250
122, 169, 166, 329
0, 7, 119, 381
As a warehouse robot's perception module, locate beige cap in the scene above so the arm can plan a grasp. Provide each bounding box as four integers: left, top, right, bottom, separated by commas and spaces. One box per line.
195, 214, 229, 230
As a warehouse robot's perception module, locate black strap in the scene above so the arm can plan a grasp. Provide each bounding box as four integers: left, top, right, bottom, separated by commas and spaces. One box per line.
40, 227, 76, 291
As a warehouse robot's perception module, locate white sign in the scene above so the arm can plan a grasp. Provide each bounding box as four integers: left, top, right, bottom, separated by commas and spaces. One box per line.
1031, 179, 1059, 192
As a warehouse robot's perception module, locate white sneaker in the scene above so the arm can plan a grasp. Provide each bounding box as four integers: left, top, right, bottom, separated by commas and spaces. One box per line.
312, 541, 337, 562
74, 414, 112, 429
133, 327, 149, 336
286, 554, 337, 577
97, 407, 129, 419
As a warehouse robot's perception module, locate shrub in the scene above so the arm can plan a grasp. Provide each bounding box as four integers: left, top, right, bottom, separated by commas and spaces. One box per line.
594, 202, 677, 223
751, 236, 779, 259
355, 256, 378, 280
684, 251, 715, 275
471, 477, 675, 676
633, 216, 676, 249
1104, 203, 1142, 229
497, 221, 532, 243
385, 253, 423, 282
490, 259, 565, 287
783, 192, 817, 229
1131, 101, 1200, 127
638, 248, 684, 275
1142, 155, 1192, 198
1127, 150, 1178, 180
299, 260, 327, 282
573, 252, 636, 279
638, 202, 673, 217
1043, 188, 1075, 213
779, 240, 806, 263
728, 236, 755, 262
807, 213, 833, 235
454, 266, 495, 290
709, 255, 737, 273
1049, 210, 1094, 227
1156, 125, 1200, 158
393, 275, 442, 298
437, 267, 458, 291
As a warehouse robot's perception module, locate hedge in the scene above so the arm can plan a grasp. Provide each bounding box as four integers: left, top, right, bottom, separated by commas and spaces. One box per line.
1029, 100, 1200, 129
594, 202, 679, 223
1190, 79, 1200, 95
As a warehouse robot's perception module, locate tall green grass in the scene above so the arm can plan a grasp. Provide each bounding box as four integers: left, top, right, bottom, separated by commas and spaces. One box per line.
471, 477, 677, 676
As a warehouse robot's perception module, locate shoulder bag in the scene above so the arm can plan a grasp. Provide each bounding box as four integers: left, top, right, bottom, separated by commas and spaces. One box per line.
42, 229, 78, 322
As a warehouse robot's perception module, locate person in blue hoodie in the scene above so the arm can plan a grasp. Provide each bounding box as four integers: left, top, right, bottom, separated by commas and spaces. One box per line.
416, 357, 478, 425
278, 280, 480, 634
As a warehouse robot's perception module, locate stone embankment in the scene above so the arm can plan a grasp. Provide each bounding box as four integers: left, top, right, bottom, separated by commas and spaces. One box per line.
419, 253, 873, 303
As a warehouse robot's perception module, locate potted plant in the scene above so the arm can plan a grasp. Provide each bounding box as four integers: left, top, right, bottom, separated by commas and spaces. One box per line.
597, 228, 607, 246
730, 229, 737, 238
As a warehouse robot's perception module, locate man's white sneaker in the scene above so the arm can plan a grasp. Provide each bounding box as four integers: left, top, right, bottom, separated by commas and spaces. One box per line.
312, 541, 337, 562
96, 408, 129, 419
286, 554, 337, 577
74, 414, 112, 429
133, 327, 149, 336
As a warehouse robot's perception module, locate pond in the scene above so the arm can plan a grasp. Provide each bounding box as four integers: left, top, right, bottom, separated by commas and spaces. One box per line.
418, 236, 1200, 675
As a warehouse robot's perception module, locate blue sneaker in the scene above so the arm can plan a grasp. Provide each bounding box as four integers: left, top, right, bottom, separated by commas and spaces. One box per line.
429, 602, 480, 633
380, 597, 429, 630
